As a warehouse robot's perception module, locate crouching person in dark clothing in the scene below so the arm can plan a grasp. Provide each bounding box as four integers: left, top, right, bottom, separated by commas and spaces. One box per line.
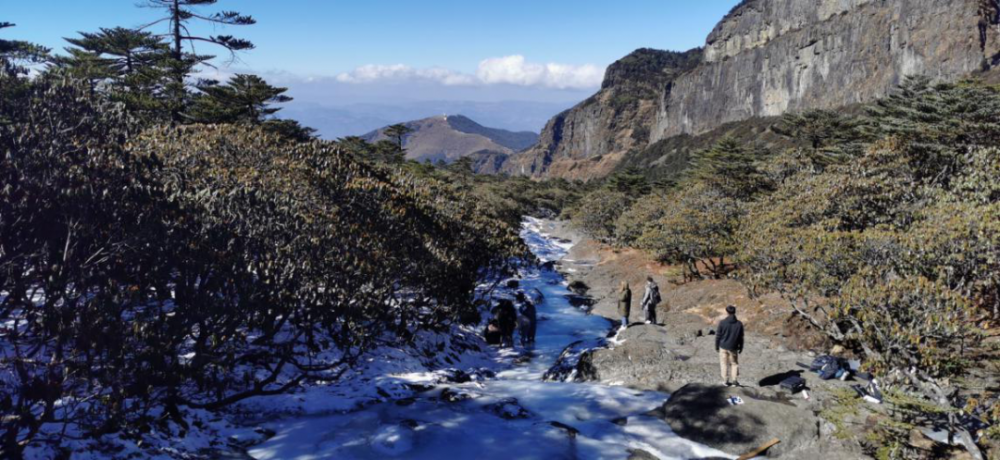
485, 319, 502, 345
715, 305, 744, 387
492, 299, 518, 348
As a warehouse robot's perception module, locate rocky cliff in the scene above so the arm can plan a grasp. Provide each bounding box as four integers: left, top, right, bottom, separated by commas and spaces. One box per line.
506, 0, 1000, 179
500, 48, 702, 180
652, 0, 1000, 141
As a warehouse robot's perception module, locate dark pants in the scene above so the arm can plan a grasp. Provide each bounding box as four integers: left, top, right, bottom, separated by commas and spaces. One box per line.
645, 305, 657, 324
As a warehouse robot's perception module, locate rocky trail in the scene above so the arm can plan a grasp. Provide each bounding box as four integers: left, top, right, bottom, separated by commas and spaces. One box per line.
540, 219, 867, 459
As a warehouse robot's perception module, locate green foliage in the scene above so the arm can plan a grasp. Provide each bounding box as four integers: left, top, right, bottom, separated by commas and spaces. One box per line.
584, 79, 1000, 456
730, 80, 1000, 455
606, 167, 651, 196
385, 123, 413, 152
613, 191, 669, 245
688, 137, 772, 201
774, 109, 868, 154
338, 136, 408, 165
0, 22, 49, 63
570, 188, 634, 244
64, 27, 167, 75
138, 0, 256, 117
189, 73, 292, 124
634, 182, 742, 278
0, 64, 523, 456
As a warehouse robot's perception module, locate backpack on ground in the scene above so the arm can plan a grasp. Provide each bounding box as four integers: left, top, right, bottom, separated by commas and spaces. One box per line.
779, 375, 806, 393
809, 355, 837, 372
809, 354, 851, 380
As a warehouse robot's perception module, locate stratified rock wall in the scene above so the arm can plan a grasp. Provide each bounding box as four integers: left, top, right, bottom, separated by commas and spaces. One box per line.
651, 0, 1000, 141
505, 0, 1000, 180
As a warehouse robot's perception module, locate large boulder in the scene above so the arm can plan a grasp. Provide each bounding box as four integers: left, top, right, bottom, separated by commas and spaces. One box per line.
652, 383, 860, 458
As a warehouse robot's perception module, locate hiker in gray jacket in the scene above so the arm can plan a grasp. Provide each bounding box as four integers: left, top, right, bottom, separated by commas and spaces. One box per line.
516, 292, 537, 347
641, 277, 661, 325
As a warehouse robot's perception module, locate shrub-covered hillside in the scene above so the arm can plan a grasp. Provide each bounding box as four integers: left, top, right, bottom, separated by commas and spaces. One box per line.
570, 77, 1000, 457
0, 61, 526, 457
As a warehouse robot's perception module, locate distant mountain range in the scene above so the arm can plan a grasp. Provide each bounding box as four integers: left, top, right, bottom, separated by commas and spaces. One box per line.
362, 115, 539, 165
279, 100, 576, 140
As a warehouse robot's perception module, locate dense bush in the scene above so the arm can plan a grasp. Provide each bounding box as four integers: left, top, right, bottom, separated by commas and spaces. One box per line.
569, 189, 634, 244
0, 66, 523, 457
634, 183, 741, 278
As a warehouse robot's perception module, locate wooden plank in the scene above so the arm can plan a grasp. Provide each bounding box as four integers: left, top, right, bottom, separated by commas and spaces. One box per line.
737, 438, 781, 460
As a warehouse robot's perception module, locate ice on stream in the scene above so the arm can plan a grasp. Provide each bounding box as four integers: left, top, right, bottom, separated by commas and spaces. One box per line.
248, 217, 733, 460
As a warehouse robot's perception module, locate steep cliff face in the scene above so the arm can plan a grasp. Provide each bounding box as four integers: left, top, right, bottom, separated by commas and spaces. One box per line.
501, 48, 702, 180
651, 0, 1000, 141
507, 0, 1000, 180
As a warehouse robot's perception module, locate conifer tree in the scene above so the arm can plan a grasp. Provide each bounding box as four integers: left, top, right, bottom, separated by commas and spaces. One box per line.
190, 74, 290, 124
65, 27, 167, 75
50, 48, 115, 95
58, 28, 172, 119
385, 123, 413, 151
138, 0, 256, 118
689, 138, 771, 200
0, 22, 49, 63
189, 74, 316, 141
606, 167, 650, 196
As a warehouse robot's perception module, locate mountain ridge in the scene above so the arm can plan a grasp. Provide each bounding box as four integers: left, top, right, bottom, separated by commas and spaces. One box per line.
362, 114, 539, 164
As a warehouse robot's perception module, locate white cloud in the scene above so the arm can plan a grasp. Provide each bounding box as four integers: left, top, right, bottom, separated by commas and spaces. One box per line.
335, 64, 478, 86
334, 56, 604, 90
476, 55, 604, 89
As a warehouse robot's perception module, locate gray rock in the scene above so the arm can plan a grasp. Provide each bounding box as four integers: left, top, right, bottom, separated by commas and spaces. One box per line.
483, 398, 532, 420
652, 0, 1000, 142
653, 383, 819, 457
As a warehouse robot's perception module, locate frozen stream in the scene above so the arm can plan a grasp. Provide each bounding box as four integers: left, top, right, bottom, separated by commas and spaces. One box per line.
248, 218, 732, 460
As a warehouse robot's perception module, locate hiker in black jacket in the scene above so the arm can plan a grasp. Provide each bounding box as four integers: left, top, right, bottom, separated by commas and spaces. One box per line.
715, 305, 744, 387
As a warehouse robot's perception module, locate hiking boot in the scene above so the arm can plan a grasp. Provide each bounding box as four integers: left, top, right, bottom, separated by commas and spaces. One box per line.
732, 381, 741, 387
724, 381, 732, 387
644, 320, 651, 325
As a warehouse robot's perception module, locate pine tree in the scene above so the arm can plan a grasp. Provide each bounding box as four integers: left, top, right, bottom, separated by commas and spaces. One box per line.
189, 74, 291, 124
0, 22, 49, 63
689, 138, 772, 201
65, 27, 167, 75
58, 28, 172, 119
385, 123, 412, 151
262, 119, 316, 143
137, 0, 256, 119
606, 167, 651, 196
50, 48, 115, 95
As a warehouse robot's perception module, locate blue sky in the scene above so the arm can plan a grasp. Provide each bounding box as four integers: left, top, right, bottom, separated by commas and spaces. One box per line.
5, 1, 741, 133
